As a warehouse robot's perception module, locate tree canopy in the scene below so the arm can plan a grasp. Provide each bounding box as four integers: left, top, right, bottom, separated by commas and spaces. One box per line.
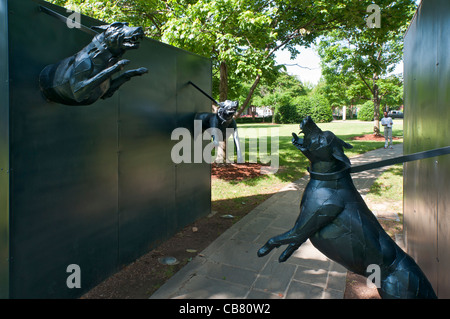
48, 0, 418, 125
317, 0, 416, 133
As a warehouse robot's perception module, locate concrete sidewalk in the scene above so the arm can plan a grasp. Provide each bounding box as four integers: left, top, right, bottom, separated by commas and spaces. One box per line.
150, 144, 403, 299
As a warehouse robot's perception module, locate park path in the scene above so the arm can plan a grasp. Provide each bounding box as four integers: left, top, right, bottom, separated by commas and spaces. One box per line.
150, 144, 403, 299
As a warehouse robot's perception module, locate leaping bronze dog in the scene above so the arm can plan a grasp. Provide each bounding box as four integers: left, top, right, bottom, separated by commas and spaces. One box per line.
39, 22, 148, 105
257, 116, 437, 299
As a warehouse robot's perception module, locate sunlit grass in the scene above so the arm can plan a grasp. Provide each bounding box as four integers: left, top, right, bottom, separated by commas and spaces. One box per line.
365, 164, 404, 238
366, 164, 403, 202
212, 120, 404, 214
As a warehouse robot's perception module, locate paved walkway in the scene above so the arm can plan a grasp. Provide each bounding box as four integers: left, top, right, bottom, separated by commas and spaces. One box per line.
150, 144, 403, 299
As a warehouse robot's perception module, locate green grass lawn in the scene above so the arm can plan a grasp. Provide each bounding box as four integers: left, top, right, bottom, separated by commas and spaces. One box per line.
366, 164, 403, 202
212, 119, 404, 218
365, 163, 404, 238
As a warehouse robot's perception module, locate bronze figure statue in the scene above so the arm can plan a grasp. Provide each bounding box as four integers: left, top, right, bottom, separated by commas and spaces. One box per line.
39, 22, 148, 105
257, 116, 437, 299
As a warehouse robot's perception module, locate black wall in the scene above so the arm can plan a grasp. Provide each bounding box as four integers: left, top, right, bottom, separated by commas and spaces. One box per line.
0, 0, 211, 298
403, 0, 450, 298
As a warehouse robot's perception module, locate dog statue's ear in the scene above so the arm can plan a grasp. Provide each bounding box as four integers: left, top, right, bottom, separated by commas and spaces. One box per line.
91, 25, 110, 32
110, 21, 129, 28
92, 22, 128, 33
332, 138, 353, 167
342, 141, 353, 149
332, 146, 351, 167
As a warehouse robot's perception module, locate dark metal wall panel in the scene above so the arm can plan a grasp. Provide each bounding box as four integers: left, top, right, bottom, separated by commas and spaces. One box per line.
117, 39, 178, 265
175, 52, 212, 229
3, 0, 211, 298
8, 0, 119, 298
117, 46, 212, 265
0, 0, 10, 299
403, 0, 450, 298
434, 0, 450, 297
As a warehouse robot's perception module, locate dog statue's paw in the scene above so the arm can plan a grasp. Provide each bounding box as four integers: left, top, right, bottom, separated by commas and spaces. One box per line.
117, 59, 131, 70
136, 67, 148, 75
257, 246, 270, 257
292, 132, 303, 150
278, 243, 301, 263
257, 239, 280, 257
118, 59, 130, 66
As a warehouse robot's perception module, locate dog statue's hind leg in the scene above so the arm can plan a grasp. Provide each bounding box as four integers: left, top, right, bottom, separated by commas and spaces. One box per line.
378, 251, 437, 299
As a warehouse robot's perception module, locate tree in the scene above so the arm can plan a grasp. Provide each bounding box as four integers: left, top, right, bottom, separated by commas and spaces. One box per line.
162, 0, 391, 118
48, 0, 169, 39
233, 0, 364, 118
50, 0, 414, 123
50, 0, 414, 134
252, 71, 308, 124
378, 75, 404, 111
162, 0, 278, 104
317, 0, 416, 134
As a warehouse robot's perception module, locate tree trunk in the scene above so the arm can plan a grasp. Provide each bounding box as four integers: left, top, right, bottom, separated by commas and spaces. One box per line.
219, 61, 228, 102
373, 80, 381, 136
235, 73, 261, 118
271, 107, 276, 124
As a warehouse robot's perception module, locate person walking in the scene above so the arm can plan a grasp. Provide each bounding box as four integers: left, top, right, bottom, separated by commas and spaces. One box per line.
381, 111, 393, 149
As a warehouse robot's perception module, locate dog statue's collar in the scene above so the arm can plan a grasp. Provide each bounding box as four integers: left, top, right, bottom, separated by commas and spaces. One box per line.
307, 166, 350, 181
217, 111, 229, 125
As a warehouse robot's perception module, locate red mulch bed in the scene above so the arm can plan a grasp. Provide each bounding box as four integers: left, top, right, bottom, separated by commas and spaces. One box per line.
351, 134, 401, 141
211, 163, 267, 181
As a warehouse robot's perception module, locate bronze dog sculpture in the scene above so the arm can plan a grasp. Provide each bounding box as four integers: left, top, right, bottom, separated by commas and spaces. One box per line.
39, 22, 148, 105
195, 100, 243, 163
257, 116, 437, 299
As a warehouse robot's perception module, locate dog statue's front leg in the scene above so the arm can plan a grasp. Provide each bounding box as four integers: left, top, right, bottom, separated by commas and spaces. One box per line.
226, 120, 243, 163
233, 129, 244, 163
258, 202, 344, 262
102, 67, 148, 99
72, 59, 130, 98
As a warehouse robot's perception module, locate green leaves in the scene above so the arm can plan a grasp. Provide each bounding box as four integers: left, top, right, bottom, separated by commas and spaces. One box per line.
317, 1, 416, 111
47, 0, 169, 39
47, 0, 417, 117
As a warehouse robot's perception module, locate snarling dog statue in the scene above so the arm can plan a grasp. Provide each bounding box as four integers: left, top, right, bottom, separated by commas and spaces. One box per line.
195, 100, 243, 163
39, 22, 148, 105
257, 116, 437, 299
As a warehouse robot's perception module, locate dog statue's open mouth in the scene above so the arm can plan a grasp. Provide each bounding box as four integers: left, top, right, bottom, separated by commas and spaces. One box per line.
124, 33, 144, 48
291, 132, 304, 150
